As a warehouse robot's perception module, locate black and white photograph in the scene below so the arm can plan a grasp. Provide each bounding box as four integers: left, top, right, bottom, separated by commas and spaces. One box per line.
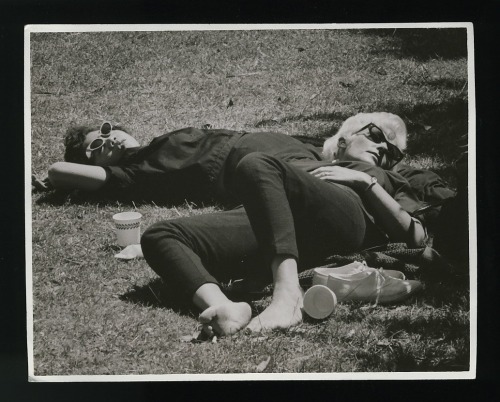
26, 24, 475, 380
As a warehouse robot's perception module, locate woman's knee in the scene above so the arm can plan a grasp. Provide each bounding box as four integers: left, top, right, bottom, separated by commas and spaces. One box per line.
234, 152, 279, 184
141, 220, 181, 257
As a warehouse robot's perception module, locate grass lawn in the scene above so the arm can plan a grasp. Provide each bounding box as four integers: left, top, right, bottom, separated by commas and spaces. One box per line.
29, 27, 471, 376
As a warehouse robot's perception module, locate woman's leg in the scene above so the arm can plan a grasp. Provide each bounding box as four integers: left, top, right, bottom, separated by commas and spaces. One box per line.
141, 208, 256, 335
232, 153, 368, 331
232, 153, 368, 264
245, 255, 303, 332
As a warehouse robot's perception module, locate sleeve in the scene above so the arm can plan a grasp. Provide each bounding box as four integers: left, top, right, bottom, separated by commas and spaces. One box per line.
395, 165, 457, 232
97, 165, 149, 200
103, 165, 136, 189
104, 165, 143, 190
395, 165, 456, 204
408, 217, 429, 247
359, 166, 426, 216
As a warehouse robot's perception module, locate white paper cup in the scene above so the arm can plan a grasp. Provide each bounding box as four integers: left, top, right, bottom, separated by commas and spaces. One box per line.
112, 211, 142, 247
303, 285, 337, 319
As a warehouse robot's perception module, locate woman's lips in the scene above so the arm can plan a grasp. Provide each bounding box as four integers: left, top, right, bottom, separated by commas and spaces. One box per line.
366, 151, 379, 162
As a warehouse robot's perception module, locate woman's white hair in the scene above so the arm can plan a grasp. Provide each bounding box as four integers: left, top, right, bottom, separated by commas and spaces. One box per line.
322, 112, 408, 161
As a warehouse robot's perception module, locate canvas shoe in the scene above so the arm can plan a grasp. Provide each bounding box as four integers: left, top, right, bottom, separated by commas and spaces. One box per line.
325, 269, 422, 305
312, 261, 405, 287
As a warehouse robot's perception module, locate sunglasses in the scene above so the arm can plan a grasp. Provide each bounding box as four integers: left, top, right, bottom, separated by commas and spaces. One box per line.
85, 121, 114, 159
353, 123, 404, 168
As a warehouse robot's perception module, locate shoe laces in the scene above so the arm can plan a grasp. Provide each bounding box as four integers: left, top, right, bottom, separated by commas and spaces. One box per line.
373, 269, 386, 306
362, 261, 386, 305
336, 268, 386, 305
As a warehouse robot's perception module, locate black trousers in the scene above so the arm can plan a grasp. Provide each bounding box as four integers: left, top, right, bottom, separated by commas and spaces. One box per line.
142, 153, 380, 297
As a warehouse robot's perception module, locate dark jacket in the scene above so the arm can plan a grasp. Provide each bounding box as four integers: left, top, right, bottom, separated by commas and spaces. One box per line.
103, 127, 323, 204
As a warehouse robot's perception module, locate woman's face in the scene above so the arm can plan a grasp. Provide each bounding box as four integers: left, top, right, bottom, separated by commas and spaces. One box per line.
83, 129, 140, 166
339, 130, 389, 167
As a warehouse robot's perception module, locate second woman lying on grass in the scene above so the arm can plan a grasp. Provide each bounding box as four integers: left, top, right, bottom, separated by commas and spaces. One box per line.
41, 123, 324, 205
139, 113, 428, 336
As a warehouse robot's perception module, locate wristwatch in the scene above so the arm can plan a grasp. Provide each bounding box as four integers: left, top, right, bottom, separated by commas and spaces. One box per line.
364, 176, 377, 192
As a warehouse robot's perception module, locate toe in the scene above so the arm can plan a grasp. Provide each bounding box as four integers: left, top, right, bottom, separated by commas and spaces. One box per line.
201, 324, 215, 337
199, 306, 217, 324
245, 319, 262, 333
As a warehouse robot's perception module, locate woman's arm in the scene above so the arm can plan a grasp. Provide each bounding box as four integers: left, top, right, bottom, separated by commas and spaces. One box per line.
310, 166, 427, 247
360, 176, 427, 247
47, 162, 109, 191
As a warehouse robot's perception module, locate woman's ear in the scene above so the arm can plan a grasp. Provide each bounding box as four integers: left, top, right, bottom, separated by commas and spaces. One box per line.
334, 137, 346, 159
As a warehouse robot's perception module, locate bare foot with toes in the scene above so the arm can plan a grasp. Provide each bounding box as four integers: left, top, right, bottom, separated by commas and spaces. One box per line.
245, 283, 304, 332
198, 301, 252, 336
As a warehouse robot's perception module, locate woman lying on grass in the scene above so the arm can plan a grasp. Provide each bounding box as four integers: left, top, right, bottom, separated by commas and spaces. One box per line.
36, 123, 323, 205
140, 113, 432, 336
34, 117, 454, 220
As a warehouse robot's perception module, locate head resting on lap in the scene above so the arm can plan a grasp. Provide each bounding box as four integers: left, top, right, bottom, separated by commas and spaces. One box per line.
322, 112, 407, 161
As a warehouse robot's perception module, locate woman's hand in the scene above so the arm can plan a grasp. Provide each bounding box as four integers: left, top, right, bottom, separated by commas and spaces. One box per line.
32, 174, 53, 192
312, 166, 426, 246
310, 166, 371, 192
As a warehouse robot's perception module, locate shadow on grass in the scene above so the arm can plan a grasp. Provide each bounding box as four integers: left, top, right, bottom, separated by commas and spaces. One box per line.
121, 277, 271, 318
272, 95, 468, 162
357, 343, 469, 372
384, 305, 469, 340
393, 98, 468, 161
255, 110, 349, 137
363, 28, 468, 61
285, 97, 468, 165
34, 187, 220, 209
120, 278, 196, 317
388, 337, 469, 372
34, 189, 138, 207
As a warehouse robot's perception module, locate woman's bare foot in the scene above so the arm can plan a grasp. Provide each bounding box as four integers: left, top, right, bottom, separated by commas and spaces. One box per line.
198, 301, 252, 336
245, 283, 304, 332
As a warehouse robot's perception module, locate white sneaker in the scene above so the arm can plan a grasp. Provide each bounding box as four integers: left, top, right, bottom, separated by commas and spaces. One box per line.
325, 269, 422, 304
312, 261, 405, 287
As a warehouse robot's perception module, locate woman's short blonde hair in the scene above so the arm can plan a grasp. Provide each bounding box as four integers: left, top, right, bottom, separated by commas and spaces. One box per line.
322, 112, 408, 161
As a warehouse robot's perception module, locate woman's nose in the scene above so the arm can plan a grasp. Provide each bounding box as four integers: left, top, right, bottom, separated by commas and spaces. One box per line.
105, 137, 116, 146
377, 142, 388, 151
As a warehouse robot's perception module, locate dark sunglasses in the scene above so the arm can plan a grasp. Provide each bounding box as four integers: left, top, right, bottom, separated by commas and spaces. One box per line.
85, 122, 114, 159
353, 123, 404, 168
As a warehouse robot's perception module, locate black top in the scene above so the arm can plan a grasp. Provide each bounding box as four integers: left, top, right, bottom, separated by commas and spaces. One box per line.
101, 127, 454, 221
291, 159, 430, 218
103, 127, 323, 204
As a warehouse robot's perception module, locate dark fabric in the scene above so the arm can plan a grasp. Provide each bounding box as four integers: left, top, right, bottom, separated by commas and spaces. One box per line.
217, 131, 323, 205
103, 128, 323, 204
431, 151, 468, 267
141, 208, 260, 296
231, 153, 377, 264
142, 154, 394, 297
394, 164, 456, 230
103, 127, 244, 203
432, 188, 469, 268
137, 132, 458, 298
287, 159, 427, 227
395, 164, 456, 204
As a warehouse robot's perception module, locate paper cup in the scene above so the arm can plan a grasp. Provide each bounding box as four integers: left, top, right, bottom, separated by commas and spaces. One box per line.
112, 211, 142, 247
303, 285, 337, 319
